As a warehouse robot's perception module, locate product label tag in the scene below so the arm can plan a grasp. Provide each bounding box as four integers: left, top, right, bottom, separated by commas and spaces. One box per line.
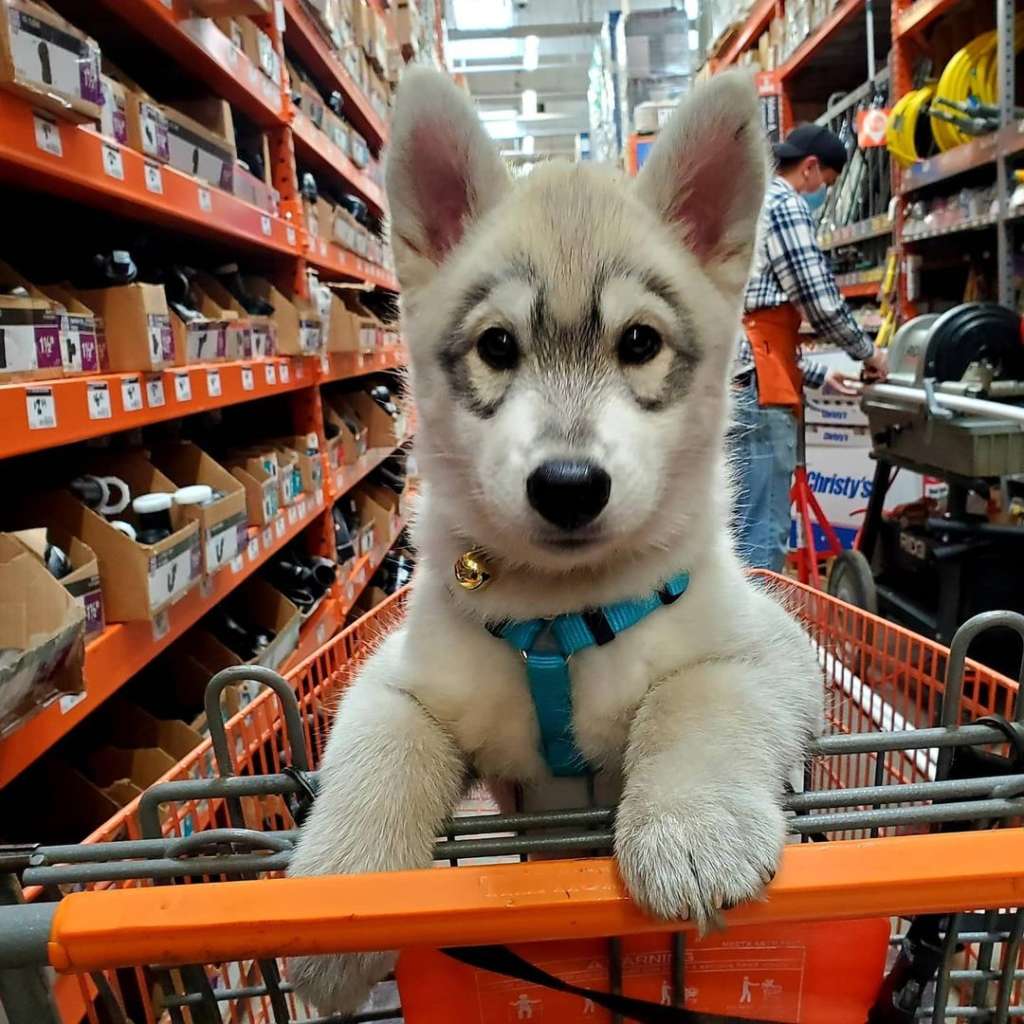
147, 535, 198, 609
121, 376, 143, 412
206, 511, 246, 572
87, 381, 111, 420
26, 387, 56, 430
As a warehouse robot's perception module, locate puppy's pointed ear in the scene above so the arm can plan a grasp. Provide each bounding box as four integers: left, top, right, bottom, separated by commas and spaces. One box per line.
386, 68, 510, 290
634, 71, 768, 296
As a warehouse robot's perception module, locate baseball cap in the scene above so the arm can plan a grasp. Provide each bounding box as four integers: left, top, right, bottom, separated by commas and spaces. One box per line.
772, 124, 848, 173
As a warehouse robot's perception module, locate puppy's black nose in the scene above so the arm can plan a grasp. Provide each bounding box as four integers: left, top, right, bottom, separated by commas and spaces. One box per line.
527, 460, 611, 531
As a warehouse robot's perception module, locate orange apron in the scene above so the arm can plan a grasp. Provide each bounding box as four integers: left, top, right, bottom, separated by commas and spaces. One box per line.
743, 303, 803, 409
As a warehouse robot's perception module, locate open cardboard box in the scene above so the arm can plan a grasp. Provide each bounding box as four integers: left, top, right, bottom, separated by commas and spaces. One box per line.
170, 309, 229, 364
0, 0, 103, 123
40, 453, 202, 621
0, 260, 63, 381
274, 447, 300, 507
98, 73, 128, 144
347, 389, 404, 448
85, 744, 178, 809
270, 435, 323, 496
331, 286, 381, 355
244, 277, 323, 357
150, 443, 248, 576
324, 394, 369, 461
104, 698, 204, 763
195, 272, 275, 358
0, 533, 85, 733
362, 479, 403, 534
39, 284, 102, 374
13, 527, 104, 640
103, 65, 171, 163
236, 16, 281, 86
78, 283, 174, 373
353, 489, 389, 555
162, 98, 236, 192
226, 450, 281, 527
194, 577, 302, 674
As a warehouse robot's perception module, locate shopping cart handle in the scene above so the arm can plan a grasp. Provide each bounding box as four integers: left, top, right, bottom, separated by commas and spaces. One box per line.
17, 829, 1024, 973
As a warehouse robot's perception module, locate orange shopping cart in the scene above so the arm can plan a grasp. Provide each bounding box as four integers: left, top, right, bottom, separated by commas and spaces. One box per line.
1, 576, 1023, 1024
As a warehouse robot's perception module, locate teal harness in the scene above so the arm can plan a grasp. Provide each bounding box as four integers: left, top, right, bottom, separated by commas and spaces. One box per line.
489, 572, 690, 776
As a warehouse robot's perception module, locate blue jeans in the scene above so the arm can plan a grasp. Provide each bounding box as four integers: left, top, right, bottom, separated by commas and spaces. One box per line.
730, 378, 797, 572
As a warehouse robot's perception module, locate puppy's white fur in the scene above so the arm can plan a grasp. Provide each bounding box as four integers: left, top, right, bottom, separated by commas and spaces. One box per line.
288, 68, 823, 1015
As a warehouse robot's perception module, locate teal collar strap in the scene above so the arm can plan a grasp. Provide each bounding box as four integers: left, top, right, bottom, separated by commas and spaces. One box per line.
488, 572, 690, 777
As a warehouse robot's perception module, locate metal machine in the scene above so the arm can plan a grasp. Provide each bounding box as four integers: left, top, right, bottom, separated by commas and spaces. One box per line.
828, 303, 1024, 660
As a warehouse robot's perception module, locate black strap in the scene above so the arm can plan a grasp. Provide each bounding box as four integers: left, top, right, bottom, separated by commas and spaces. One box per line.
281, 765, 318, 827
442, 945, 786, 1024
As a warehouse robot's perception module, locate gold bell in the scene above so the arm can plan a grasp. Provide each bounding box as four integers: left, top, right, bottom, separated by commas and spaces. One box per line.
454, 547, 492, 590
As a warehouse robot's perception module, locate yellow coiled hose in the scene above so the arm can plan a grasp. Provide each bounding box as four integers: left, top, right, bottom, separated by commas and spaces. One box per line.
886, 84, 934, 166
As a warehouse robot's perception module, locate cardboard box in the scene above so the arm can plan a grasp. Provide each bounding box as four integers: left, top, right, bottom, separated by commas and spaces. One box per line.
12, 527, 104, 639
274, 448, 299, 507
321, 107, 350, 155
332, 206, 360, 253
105, 699, 203, 763
233, 161, 279, 215
0, 533, 85, 731
348, 389, 403, 447
326, 290, 359, 353
324, 395, 368, 460
226, 452, 280, 527
237, 16, 280, 85
0, 260, 63, 381
78, 283, 173, 373
163, 100, 235, 191
150, 443, 249, 576
195, 576, 302, 673
244, 277, 323, 356
43, 455, 202, 621
192, 272, 270, 359
171, 95, 235, 150
170, 309, 229, 365
40, 284, 102, 374
0, 0, 102, 123
99, 73, 128, 144
86, 744, 177, 806
124, 88, 170, 163
301, 80, 325, 128
331, 286, 381, 354
270, 438, 324, 498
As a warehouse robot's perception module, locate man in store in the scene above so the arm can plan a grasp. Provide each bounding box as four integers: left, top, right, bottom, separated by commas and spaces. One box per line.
732, 123, 888, 571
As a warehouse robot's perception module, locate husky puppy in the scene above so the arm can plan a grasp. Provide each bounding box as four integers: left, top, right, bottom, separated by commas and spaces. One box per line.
288, 68, 822, 1015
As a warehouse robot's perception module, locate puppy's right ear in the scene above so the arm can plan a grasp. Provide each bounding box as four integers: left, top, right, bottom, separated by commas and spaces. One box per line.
386, 68, 510, 290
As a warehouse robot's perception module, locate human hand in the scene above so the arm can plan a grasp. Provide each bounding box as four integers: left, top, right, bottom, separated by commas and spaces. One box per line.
862, 348, 888, 381
823, 369, 860, 396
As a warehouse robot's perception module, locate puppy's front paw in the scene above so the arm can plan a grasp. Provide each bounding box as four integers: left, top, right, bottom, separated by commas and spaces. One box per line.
615, 789, 784, 929
288, 951, 393, 1017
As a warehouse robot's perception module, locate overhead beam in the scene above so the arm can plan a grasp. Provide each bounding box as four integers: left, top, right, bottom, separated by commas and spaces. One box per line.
448, 21, 602, 40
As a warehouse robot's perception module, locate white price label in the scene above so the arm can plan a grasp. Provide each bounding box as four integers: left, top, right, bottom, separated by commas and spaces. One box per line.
248, 537, 260, 561
279, 361, 290, 383
286, 505, 297, 525
274, 517, 286, 539
198, 187, 212, 212
226, 42, 237, 65
152, 611, 170, 641
298, 498, 307, 517
315, 489, 324, 507
264, 362, 277, 385
356, 566, 366, 585
60, 692, 88, 714
231, 554, 245, 575
318, 238, 327, 256
146, 376, 165, 407
316, 623, 327, 645
345, 582, 354, 603
320, 354, 330, 374
262, 526, 273, 549
260, 215, 272, 236
144, 162, 164, 194
121, 377, 143, 412
286, 225, 297, 246
174, 371, 192, 402
241, 365, 254, 391
33, 114, 62, 156
206, 369, 222, 397
26, 388, 56, 430
87, 382, 112, 420
102, 143, 124, 180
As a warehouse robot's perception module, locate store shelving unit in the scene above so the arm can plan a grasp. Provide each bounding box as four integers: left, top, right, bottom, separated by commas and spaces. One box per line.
0, 2, 414, 794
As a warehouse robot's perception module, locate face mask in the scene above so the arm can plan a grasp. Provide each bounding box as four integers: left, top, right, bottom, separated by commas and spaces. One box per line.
804, 184, 828, 211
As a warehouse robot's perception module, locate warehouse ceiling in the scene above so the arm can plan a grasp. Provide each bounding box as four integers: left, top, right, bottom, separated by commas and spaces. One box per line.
444, 0, 694, 160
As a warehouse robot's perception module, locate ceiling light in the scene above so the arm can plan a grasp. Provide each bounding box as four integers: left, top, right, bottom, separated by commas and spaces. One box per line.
523, 34, 539, 71
685, 0, 699, 19
452, 0, 513, 30
688, 28, 699, 48
522, 135, 536, 155
521, 89, 538, 116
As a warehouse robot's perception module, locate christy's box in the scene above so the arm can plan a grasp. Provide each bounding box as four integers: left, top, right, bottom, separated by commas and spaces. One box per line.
0, 533, 85, 732
151, 443, 248, 576
12, 527, 104, 639
0, 0, 102, 122
78, 283, 173, 373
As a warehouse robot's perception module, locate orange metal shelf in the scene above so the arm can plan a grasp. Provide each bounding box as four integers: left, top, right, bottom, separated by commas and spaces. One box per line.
840, 281, 881, 298
307, 235, 399, 290
895, 0, 962, 38
0, 357, 307, 460
777, 0, 864, 79
291, 109, 385, 214
320, 346, 405, 385
713, 0, 777, 68
45, 829, 1024, 971
0, 94, 297, 256
90, 0, 287, 127
0, 490, 327, 790
283, 0, 388, 150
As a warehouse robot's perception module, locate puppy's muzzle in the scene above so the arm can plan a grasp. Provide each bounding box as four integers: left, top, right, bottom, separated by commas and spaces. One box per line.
526, 459, 611, 531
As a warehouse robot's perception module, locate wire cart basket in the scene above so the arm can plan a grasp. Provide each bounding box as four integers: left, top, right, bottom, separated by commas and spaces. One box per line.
1, 574, 1023, 1024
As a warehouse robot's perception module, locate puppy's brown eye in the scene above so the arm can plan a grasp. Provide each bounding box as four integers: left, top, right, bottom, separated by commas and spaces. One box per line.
618, 325, 663, 366
476, 327, 519, 370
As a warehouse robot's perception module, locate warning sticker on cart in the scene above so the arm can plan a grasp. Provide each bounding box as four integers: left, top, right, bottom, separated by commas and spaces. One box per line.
397, 920, 890, 1024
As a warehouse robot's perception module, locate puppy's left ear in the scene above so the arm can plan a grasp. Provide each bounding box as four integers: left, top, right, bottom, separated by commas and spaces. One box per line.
634, 71, 768, 297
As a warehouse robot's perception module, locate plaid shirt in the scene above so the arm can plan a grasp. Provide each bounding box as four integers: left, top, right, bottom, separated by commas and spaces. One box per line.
735, 176, 873, 390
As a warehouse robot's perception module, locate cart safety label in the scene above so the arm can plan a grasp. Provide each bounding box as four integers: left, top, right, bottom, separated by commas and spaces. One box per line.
206, 513, 247, 574
147, 535, 199, 610
397, 920, 890, 1024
